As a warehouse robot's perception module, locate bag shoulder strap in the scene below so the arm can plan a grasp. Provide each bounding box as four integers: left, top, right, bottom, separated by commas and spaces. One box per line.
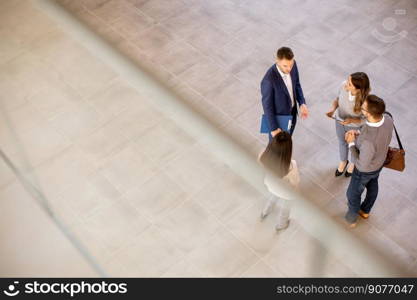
384, 111, 403, 150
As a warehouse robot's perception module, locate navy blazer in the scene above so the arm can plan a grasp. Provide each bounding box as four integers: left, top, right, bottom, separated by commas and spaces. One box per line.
261, 61, 306, 131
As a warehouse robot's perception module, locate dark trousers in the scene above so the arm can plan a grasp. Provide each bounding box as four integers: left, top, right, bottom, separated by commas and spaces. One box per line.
345, 167, 382, 223
268, 105, 298, 141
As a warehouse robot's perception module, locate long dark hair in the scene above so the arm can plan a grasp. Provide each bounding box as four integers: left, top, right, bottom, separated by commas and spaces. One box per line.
259, 131, 292, 178
350, 72, 370, 114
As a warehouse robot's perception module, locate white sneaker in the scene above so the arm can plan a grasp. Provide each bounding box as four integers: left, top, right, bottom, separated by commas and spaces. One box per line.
275, 220, 290, 231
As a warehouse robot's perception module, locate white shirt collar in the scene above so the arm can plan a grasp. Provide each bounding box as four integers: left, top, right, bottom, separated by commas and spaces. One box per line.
366, 115, 385, 127
276, 64, 288, 78
348, 91, 355, 102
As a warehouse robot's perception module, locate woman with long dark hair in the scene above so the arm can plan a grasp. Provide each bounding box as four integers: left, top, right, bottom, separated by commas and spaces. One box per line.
326, 72, 370, 177
258, 131, 299, 231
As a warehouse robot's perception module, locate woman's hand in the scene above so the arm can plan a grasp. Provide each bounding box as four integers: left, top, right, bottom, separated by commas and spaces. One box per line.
341, 118, 361, 125
326, 110, 335, 118
340, 118, 353, 125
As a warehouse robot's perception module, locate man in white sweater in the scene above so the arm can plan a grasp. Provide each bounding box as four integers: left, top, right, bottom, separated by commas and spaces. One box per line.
344, 95, 393, 227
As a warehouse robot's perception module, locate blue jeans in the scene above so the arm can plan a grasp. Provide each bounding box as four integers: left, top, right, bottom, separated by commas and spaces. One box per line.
345, 167, 382, 224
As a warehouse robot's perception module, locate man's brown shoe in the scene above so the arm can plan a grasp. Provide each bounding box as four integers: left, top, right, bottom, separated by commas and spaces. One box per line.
359, 210, 369, 219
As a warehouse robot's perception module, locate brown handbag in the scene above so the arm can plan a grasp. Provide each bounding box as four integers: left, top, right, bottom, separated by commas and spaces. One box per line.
384, 112, 405, 171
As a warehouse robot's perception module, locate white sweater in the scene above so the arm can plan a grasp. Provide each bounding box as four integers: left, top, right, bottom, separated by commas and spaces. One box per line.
264, 160, 300, 200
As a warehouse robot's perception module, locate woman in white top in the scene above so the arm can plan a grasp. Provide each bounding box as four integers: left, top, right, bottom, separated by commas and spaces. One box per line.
326, 72, 370, 177
258, 131, 300, 231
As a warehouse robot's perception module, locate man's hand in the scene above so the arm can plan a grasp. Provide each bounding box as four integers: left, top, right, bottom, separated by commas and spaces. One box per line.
345, 130, 357, 143
300, 104, 309, 120
271, 128, 282, 137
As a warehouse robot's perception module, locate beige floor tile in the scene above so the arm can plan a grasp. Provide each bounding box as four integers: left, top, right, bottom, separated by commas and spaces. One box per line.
29, 145, 96, 200
161, 258, 204, 277
326, 6, 370, 37
185, 23, 231, 59
74, 9, 126, 46
383, 203, 417, 259
359, 225, 417, 275
220, 122, 265, 159
0, 86, 26, 116
235, 103, 265, 139
70, 220, 115, 266
230, 55, 271, 90
300, 99, 339, 144
111, 9, 155, 40
203, 6, 250, 36
89, 0, 141, 24
86, 78, 143, 120
363, 56, 414, 95
381, 152, 417, 200
0, 181, 98, 277
30, 30, 117, 99
322, 38, 379, 75
292, 125, 332, 167
186, 229, 258, 277
98, 145, 158, 193
56, 0, 85, 14
103, 226, 183, 277
56, 172, 122, 222
0, 34, 25, 65
297, 171, 335, 208
299, 143, 350, 197
163, 144, 228, 196
225, 201, 299, 258
0, 157, 16, 189
107, 105, 163, 141
160, 7, 210, 39
116, 40, 180, 88
241, 260, 285, 278
206, 77, 257, 118
155, 200, 223, 254
195, 168, 264, 224
132, 24, 179, 58
123, 171, 187, 223
292, 22, 348, 55
264, 227, 346, 277
393, 77, 417, 125
132, 119, 195, 164
27, 80, 84, 119
359, 183, 414, 232
176, 60, 228, 97
156, 40, 204, 76
0, 1, 59, 46
2, 121, 71, 168
77, 121, 129, 167
172, 83, 232, 129
129, 0, 187, 22
0, 52, 61, 112
48, 101, 107, 141
0, 102, 45, 137
298, 61, 345, 96
84, 199, 151, 254
82, 0, 110, 10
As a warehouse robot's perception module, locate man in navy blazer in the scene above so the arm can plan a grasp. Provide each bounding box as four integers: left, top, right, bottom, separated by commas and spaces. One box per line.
261, 47, 309, 137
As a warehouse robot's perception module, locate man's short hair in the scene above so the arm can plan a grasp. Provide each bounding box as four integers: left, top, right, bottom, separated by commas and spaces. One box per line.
277, 47, 294, 60
366, 94, 385, 117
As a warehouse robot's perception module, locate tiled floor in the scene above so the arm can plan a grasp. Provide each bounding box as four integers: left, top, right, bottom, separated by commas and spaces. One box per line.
1, 0, 416, 276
